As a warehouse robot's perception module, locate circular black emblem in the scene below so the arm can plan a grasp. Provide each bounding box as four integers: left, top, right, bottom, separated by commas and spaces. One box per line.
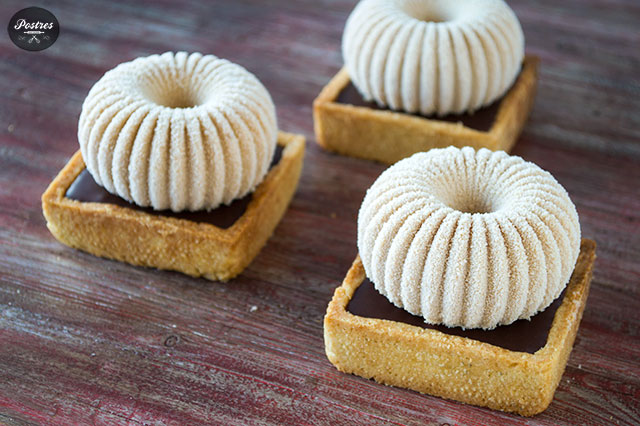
7, 7, 59, 51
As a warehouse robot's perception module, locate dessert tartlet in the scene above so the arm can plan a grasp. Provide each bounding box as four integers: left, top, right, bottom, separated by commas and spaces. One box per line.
43, 52, 305, 281
324, 147, 595, 416
314, 0, 538, 164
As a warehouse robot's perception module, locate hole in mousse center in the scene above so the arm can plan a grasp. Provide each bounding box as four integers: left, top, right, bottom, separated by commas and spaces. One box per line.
439, 187, 498, 215
139, 74, 203, 108
399, 0, 453, 23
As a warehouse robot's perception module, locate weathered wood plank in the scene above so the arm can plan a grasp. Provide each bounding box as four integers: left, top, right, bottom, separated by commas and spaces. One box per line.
0, 0, 638, 424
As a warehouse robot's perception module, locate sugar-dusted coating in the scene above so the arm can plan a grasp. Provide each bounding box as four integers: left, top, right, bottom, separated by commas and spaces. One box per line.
357, 147, 581, 329
342, 0, 524, 116
78, 51, 277, 212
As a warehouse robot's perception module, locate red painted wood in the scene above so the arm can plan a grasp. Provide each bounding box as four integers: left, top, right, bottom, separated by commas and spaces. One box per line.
0, 0, 639, 425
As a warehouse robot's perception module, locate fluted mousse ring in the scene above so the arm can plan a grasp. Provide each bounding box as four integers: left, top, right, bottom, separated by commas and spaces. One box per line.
342, 0, 525, 116
357, 147, 581, 329
78, 51, 278, 212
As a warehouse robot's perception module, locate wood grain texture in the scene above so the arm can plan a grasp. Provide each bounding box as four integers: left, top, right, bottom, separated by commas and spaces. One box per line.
0, 0, 638, 425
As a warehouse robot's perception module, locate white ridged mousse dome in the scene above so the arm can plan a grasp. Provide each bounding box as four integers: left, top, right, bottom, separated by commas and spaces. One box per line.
357, 147, 581, 329
342, 0, 525, 116
78, 51, 277, 212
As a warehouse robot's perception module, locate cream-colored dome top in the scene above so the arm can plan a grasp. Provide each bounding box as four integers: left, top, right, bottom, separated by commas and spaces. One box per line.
78, 51, 277, 212
342, 0, 525, 116
357, 147, 581, 329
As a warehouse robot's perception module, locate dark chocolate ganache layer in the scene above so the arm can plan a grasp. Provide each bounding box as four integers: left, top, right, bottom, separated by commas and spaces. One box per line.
66, 145, 283, 229
347, 278, 565, 354
336, 82, 501, 132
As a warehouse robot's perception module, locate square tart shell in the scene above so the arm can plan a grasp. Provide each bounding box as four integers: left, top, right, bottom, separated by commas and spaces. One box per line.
313, 56, 539, 164
42, 131, 305, 281
324, 239, 596, 416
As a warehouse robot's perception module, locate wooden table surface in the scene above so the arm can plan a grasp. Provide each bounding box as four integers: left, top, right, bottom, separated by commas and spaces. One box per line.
1, 0, 639, 425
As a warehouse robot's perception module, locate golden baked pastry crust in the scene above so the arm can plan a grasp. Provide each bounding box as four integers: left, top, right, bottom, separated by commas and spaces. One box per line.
324, 239, 596, 416
42, 131, 305, 281
313, 56, 539, 164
